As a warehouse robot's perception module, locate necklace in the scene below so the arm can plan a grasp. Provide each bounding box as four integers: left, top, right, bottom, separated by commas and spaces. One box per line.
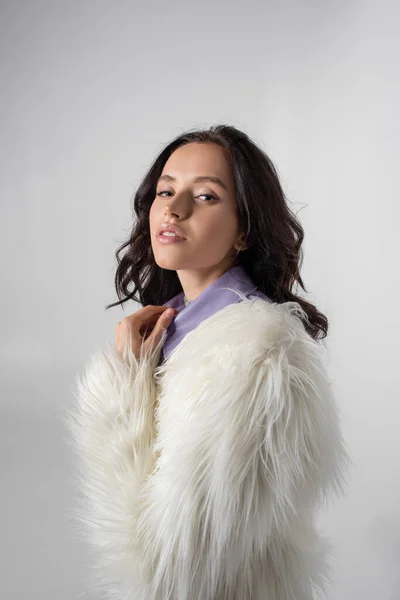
183, 295, 192, 306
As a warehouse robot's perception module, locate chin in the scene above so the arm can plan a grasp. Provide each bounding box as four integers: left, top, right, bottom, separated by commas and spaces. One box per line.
154, 256, 186, 270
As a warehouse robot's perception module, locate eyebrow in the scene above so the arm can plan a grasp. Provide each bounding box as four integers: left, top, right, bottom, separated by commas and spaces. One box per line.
157, 174, 228, 191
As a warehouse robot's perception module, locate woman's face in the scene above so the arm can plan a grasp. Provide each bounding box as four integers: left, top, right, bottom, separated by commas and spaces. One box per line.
149, 142, 244, 272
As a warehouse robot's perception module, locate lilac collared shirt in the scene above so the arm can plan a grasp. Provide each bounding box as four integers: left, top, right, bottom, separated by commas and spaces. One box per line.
159, 265, 271, 365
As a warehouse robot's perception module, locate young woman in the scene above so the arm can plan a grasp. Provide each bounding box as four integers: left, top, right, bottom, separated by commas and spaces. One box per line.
66, 124, 350, 600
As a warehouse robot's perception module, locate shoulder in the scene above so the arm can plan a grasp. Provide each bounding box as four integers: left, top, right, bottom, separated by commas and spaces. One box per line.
154, 297, 348, 511
218, 297, 309, 342
158, 298, 323, 375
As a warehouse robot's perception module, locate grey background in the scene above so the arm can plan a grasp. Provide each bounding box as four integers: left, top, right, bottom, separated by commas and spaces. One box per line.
1, 0, 399, 598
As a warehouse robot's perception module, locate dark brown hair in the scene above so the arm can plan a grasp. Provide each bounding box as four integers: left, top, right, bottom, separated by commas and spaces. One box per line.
105, 124, 328, 340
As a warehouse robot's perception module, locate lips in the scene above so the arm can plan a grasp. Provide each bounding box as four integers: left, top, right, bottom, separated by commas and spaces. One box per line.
157, 224, 187, 239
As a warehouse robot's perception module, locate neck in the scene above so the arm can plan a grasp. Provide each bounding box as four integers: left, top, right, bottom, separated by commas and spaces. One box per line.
177, 261, 236, 302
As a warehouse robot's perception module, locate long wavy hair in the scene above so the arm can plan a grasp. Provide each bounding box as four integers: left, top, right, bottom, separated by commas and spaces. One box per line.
105, 124, 328, 340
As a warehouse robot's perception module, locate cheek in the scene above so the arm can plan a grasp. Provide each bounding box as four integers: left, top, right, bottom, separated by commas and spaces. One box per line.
198, 210, 237, 246
149, 201, 158, 232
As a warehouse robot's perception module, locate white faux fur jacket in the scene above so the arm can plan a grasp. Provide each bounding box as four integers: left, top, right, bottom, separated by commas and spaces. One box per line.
66, 298, 350, 600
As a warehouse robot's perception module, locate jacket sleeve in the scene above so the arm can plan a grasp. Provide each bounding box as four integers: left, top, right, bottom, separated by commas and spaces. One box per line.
134, 301, 351, 600
63, 329, 167, 598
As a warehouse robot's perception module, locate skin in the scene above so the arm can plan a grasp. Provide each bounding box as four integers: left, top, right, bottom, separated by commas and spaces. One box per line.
116, 142, 247, 360
149, 142, 247, 301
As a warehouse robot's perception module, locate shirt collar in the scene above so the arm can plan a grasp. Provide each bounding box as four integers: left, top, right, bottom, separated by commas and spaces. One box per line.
159, 264, 268, 364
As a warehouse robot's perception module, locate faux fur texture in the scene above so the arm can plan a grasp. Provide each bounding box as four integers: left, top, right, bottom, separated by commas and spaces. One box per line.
65, 298, 350, 600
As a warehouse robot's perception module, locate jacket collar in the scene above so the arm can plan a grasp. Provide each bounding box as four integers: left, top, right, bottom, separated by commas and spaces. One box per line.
160, 265, 269, 363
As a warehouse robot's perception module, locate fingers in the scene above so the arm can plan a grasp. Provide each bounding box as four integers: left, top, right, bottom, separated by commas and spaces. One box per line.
116, 305, 172, 331
120, 305, 173, 328
144, 308, 177, 353
135, 305, 172, 326
116, 305, 178, 361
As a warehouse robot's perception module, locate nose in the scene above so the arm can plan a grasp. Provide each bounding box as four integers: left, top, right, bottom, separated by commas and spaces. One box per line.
164, 192, 191, 218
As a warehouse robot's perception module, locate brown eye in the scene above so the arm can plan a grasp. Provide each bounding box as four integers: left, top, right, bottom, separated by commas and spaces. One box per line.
197, 194, 217, 203
156, 190, 217, 203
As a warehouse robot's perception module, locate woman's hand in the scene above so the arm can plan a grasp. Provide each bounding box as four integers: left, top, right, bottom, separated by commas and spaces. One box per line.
115, 305, 178, 361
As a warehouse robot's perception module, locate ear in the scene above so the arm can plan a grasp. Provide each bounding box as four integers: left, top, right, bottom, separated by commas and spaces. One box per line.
234, 233, 248, 252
